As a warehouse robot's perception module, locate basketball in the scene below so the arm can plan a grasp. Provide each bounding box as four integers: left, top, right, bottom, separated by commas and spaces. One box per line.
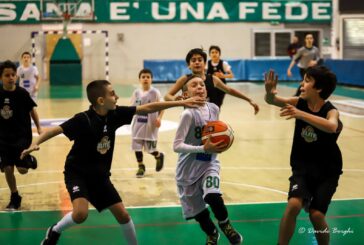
201, 121, 234, 152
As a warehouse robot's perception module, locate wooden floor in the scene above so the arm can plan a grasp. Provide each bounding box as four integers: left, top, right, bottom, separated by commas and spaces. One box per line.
0, 82, 363, 211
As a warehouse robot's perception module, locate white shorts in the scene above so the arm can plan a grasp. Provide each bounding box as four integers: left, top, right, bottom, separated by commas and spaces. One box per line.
177, 169, 221, 219
132, 139, 157, 153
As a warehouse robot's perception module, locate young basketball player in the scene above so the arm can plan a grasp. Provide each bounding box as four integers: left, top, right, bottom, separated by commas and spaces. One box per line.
17, 51, 41, 101
0, 60, 41, 211
131, 68, 164, 177
21, 80, 204, 245
173, 74, 243, 245
206, 45, 234, 107
164, 48, 259, 113
264, 67, 343, 245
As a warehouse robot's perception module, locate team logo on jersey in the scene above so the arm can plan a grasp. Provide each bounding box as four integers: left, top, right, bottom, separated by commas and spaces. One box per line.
301, 126, 317, 143
97, 136, 111, 154
72, 186, 80, 193
4, 98, 10, 104
1, 105, 13, 119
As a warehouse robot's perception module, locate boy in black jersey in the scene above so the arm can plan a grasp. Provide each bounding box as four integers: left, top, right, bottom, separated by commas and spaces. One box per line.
0, 60, 41, 211
164, 48, 259, 113
21, 80, 204, 245
264, 67, 343, 245
207, 45, 234, 107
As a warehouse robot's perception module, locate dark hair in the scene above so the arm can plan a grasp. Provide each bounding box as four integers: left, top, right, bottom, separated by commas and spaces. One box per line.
305, 66, 337, 100
0, 60, 17, 76
21, 51, 31, 57
185, 48, 207, 64
138, 68, 153, 78
209, 45, 221, 54
182, 74, 203, 92
86, 80, 111, 106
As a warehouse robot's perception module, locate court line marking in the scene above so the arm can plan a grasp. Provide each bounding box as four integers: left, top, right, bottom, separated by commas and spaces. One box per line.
11, 166, 364, 175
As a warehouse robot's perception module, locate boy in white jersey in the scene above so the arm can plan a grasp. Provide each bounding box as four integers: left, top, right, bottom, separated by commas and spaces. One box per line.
131, 69, 164, 177
17, 51, 41, 101
173, 75, 243, 245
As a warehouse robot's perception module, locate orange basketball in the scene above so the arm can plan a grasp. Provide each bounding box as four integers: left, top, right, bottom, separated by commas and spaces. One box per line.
201, 121, 234, 152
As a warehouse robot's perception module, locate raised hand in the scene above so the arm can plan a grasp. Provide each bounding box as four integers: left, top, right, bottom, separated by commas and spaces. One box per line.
265, 70, 278, 95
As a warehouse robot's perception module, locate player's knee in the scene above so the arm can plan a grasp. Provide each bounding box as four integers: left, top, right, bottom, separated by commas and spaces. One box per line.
72, 210, 88, 224
194, 209, 210, 222
204, 193, 228, 221
3, 166, 14, 174
286, 202, 302, 216
114, 210, 131, 224
309, 209, 325, 223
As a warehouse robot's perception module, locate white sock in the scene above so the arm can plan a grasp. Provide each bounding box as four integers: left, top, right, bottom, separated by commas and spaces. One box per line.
53, 212, 77, 233
121, 219, 137, 245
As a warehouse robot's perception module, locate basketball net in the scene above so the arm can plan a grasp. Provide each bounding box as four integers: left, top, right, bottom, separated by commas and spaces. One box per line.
62, 11, 72, 39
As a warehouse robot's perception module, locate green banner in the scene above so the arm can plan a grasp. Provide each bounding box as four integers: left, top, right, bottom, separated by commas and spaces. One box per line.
0, 0, 332, 24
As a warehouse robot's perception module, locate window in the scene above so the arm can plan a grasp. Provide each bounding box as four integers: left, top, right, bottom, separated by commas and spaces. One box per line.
253, 30, 321, 58
253, 30, 292, 57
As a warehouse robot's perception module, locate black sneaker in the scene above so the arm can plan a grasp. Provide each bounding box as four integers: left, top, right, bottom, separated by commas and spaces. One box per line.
219, 221, 243, 245
136, 164, 145, 178
25, 154, 38, 170
155, 152, 164, 172
5, 193, 22, 211
206, 231, 220, 245
41, 224, 61, 245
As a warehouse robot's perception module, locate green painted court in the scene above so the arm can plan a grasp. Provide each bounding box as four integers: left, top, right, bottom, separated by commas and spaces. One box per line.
1, 199, 363, 245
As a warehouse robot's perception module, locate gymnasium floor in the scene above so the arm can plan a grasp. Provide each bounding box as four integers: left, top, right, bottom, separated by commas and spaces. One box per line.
0, 82, 363, 244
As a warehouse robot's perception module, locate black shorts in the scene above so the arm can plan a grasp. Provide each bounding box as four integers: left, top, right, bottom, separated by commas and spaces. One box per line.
0, 147, 29, 171
288, 173, 339, 214
65, 171, 122, 212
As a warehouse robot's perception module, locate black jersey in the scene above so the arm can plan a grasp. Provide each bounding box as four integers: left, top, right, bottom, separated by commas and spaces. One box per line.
0, 86, 36, 149
207, 60, 226, 84
290, 98, 343, 176
206, 60, 227, 108
60, 106, 136, 177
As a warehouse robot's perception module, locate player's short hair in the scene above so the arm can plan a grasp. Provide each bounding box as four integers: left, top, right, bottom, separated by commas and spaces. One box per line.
182, 74, 203, 92
138, 68, 153, 78
305, 66, 337, 100
209, 45, 221, 54
21, 51, 31, 58
86, 80, 111, 106
0, 60, 17, 76
185, 48, 207, 64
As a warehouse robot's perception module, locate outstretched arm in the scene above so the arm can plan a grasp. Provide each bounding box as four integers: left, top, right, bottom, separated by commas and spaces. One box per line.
136, 96, 205, 114
164, 75, 187, 101
212, 75, 259, 114
264, 70, 298, 108
20, 126, 63, 159
280, 106, 340, 133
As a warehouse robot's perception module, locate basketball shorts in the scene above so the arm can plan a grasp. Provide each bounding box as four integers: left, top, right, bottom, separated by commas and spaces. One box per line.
65, 172, 122, 212
177, 169, 221, 219
132, 139, 157, 153
0, 148, 30, 171
288, 173, 339, 214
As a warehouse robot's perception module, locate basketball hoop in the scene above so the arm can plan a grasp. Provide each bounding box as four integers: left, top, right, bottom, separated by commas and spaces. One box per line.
62, 11, 72, 38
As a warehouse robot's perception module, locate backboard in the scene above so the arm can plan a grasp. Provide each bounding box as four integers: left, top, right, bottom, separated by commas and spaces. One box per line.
40, 0, 95, 21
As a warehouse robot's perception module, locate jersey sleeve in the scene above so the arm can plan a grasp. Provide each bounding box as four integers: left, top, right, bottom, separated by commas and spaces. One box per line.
60, 113, 86, 141
173, 110, 205, 153
293, 47, 304, 62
